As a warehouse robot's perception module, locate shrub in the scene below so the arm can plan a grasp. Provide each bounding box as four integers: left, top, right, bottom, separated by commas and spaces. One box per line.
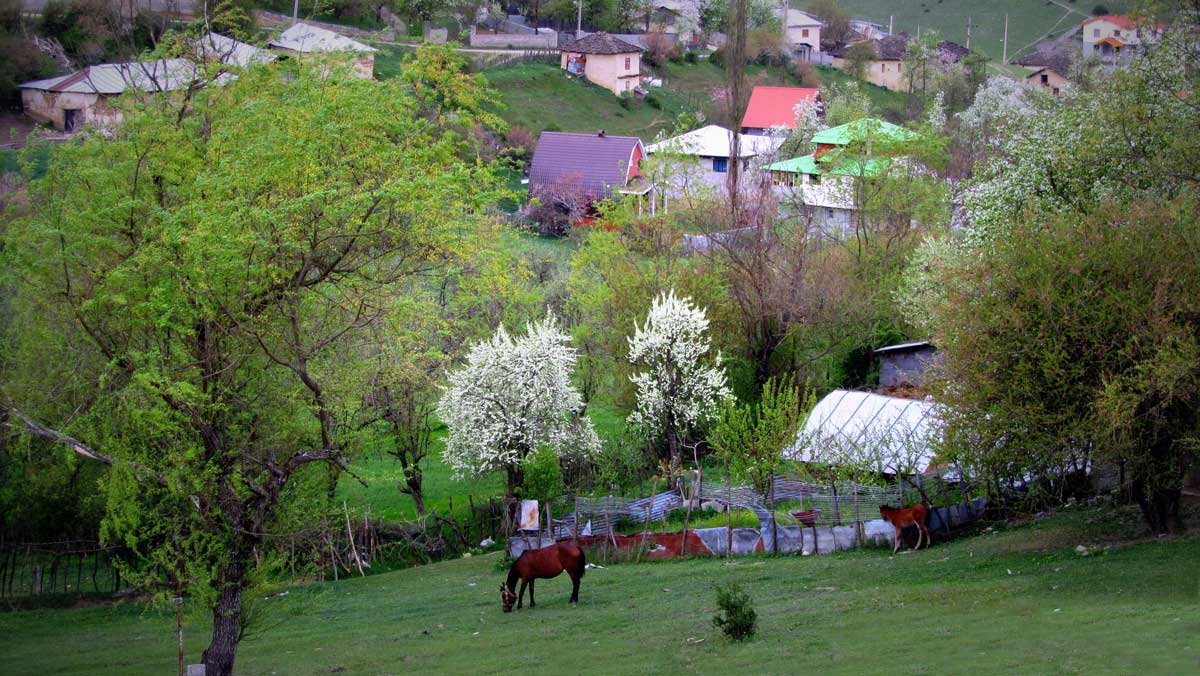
543, 122, 562, 133
1092, 4, 1109, 15
791, 60, 819, 87
645, 93, 663, 109
684, 50, 698, 64
618, 92, 641, 110
712, 582, 757, 641
642, 31, 679, 67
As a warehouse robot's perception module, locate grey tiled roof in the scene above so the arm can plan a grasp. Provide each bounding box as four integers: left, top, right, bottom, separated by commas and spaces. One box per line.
560, 32, 642, 55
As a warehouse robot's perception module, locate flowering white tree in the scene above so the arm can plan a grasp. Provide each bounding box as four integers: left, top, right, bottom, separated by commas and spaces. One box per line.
627, 290, 732, 463
438, 315, 600, 495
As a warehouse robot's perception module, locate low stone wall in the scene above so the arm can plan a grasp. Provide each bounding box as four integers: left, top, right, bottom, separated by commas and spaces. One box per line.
469, 25, 558, 49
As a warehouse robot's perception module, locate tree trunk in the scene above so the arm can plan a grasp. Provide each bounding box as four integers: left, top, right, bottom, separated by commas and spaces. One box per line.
202, 563, 245, 676
1133, 480, 1183, 536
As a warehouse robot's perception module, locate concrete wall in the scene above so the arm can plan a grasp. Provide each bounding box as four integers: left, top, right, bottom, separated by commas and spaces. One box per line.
1026, 69, 1070, 96
21, 89, 117, 131
785, 24, 821, 53
879, 346, 938, 388
561, 51, 641, 95
470, 25, 558, 49
271, 47, 375, 79
832, 56, 908, 91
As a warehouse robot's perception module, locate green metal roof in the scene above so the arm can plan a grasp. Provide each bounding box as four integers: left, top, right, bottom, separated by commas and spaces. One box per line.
810, 118, 919, 147
767, 152, 890, 178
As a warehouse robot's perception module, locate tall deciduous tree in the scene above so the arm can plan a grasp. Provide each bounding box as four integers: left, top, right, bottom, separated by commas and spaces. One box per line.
438, 315, 600, 495
627, 290, 732, 463
2, 54, 501, 675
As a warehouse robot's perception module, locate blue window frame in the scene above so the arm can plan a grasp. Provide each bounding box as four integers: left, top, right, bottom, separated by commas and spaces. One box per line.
712, 157, 729, 173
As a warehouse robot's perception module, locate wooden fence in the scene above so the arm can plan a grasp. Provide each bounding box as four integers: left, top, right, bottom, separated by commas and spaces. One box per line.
0, 540, 124, 598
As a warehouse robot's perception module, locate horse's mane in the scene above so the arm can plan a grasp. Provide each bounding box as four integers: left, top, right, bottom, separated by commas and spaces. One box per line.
505, 554, 525, 592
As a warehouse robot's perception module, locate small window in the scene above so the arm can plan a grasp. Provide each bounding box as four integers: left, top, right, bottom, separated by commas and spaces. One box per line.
825, 207, 835, 220
1041, 73, 1049, 84
712, 157, 728, 173
881, 63, 886, 72
625, 57, 631, 70
1112, 30, 1119, 37
1052, 87, 1060, 96
1093, 28, 1100, 37
802, 29, 809, 37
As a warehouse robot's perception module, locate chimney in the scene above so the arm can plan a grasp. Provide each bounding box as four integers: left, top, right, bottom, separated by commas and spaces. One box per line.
598, 130, 606, 137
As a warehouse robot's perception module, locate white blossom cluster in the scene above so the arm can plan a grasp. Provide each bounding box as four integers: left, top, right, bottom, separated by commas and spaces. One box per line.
626, 290, 732, 441
438, 315, 600, 479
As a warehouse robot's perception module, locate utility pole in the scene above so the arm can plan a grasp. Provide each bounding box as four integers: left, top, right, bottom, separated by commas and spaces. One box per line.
1002, 13, 1009, 64
966, 15, 972, 49
577, 0, 582, 33
888, 15, 894, 35
292, 0, 299, 25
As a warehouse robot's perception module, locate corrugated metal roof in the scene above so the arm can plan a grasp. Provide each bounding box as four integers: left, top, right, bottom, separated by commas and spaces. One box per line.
19, 59, 199, 94
740, 86, 821, 130
269, 22, 377, 53
193, 32, 278, 67
786, 389, 940, 474
768, 152, 889, 178
646, 124, 782, 158
874, 340, 932, 354
529, 131, 643, 199
810, 118, 917, 146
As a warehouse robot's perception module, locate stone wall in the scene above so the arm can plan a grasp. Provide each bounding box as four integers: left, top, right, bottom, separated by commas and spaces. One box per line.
469, 25, 558, 49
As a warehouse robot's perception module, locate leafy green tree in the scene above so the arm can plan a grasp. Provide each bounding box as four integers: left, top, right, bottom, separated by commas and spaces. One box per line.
2, 56, 501, 676
924, 200, 1199, 534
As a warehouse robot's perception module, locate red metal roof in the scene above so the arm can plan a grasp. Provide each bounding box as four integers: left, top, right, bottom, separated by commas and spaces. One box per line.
1082, 15, 1163, 30
740, 86, 821, 130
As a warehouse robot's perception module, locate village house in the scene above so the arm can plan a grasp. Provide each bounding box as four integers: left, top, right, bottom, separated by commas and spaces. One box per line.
1015, 48, 1073, 97
739, 85, 823, 135
638, 0, 702, 47
875, 340, 939, 390
780, 9, 824, 62
19, 33, 274, 132
529, 131, 654, 216
560, 32, 643, 96
645, 124, 782, 207
768, 118, 917, 235
830, 34, 910, 90
269, 22, 378, 79
1080, 15, 1162, 65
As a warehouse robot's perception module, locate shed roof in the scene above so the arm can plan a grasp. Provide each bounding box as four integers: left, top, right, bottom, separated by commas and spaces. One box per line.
831, 33, 909, 60
192, 32, 278, 67
19, 59, 199, 94
269, 22, 377, 53
786, 389, 940, 474
874, 340, 932, 354
767, 152, 889, 178
646, 124, 782, 158
1081, 14, 1162, 30
810, 117, 917, 146
740, 85, 821, 130
560, 32, 641, 55
529, 131, 644, 198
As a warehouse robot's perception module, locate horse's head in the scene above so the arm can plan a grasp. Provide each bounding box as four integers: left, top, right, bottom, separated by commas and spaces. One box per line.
500, 583, 516, 613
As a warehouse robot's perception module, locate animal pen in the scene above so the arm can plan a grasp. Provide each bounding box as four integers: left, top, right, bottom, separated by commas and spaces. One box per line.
509, 477, 987, 560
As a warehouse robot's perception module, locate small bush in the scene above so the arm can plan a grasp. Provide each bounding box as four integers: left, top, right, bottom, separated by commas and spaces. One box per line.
712, 582, 757, 641
1091, 4, 1109, 15
646, 93, 663, 109
618, 93, 641, 110
543, 122, 562, 133
684, 50, 698, 64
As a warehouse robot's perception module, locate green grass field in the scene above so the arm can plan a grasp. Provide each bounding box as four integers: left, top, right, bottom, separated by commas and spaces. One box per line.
825, 0, 1139, 63
3, 505, 1196, 674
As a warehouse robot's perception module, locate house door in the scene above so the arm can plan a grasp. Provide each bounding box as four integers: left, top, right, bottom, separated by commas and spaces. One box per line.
63, 109, 78, 131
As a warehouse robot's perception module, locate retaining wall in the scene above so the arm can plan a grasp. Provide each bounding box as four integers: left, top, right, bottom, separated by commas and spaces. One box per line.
469, 25, 558, 49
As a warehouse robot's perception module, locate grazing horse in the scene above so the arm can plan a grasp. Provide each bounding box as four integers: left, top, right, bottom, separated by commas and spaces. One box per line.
500, 542, 585, 612
879, 504, 931, 555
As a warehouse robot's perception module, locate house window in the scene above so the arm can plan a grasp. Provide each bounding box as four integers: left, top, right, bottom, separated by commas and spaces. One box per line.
1113, 30, 1119, 37
808, 173, 821, 184
625, 57, 631, 70
825, 207, 835, 220
1093, 28, 1100, 37
802, 29, 809, 37
1052, 87, 1060, 96
712, 157, 728, 173
1041, 73, 1049, 84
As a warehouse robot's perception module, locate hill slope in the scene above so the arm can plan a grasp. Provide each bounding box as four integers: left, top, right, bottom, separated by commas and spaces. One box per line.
825, 0, 1139, 63
3, 505, 1196, 675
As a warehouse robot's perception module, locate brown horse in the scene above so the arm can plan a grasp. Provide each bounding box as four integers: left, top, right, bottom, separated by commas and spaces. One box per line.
500, 542, 585, 612
879, 504, 931, 555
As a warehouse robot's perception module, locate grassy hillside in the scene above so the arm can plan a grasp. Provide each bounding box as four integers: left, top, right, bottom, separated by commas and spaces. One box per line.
484, 60, 908, 140
3, 504, 1195, 674
823, 0, 1139, 63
